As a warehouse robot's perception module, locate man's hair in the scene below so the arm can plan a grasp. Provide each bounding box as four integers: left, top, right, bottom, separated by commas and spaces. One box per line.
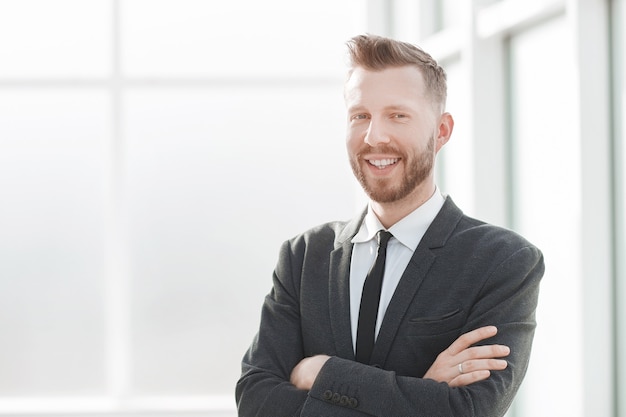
346, 34, 447, 110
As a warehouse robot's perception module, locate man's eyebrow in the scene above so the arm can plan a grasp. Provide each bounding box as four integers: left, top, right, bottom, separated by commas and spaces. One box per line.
347, 105, 414, 113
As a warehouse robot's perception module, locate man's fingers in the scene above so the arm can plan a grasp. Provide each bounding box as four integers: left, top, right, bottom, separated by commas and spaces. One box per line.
449, 370, 492, 388
447, 357, 508, 387
458, 358, 508, 375
447, 326, 498, 355
462, 344, 510, 361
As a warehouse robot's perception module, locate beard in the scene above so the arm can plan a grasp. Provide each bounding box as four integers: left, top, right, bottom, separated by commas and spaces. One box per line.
349, 137, 435, 204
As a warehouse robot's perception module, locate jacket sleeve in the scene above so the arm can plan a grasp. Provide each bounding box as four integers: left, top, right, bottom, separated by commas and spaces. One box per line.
237, 239, 544, 417
301, 245, 544, 417
235, 239, 309, 417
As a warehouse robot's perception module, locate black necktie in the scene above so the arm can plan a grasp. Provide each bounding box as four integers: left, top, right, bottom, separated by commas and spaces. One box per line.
355, 230, 393, 364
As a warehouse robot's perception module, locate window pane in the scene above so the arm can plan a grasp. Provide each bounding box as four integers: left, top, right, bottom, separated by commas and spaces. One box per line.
616, 0, 626, 411
123, 86, 354, 395
440, 0, 465, 29
0, 0, 111, 78
508, 16, 583, 416
438, 59, 474, 215
121, 0, 365, 78
0, 90, 110, 395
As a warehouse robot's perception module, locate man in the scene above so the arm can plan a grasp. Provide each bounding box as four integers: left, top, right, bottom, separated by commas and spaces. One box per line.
236, 34, 544, 417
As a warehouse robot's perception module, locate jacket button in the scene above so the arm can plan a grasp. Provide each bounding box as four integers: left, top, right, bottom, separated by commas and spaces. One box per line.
349, 397, 359, 408
339, 395, 349, 406
323, 390, 333, 401
332, 393, 341, 403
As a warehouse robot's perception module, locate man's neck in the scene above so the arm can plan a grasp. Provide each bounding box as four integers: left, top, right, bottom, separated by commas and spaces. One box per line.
370, 184, 437, 229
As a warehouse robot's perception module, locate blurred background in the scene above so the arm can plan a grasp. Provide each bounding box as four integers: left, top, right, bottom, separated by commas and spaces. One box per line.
0, 0, 624, 416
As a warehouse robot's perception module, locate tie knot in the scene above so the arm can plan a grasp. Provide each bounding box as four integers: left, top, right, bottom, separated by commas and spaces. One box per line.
377, 230, 393, 249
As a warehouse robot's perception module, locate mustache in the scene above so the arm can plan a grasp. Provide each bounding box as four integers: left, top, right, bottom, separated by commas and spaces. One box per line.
354, 144, 404, 156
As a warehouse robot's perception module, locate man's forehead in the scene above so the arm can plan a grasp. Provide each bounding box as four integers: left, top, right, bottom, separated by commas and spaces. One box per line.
344, 66, 427, 104
346, 65, 424, 83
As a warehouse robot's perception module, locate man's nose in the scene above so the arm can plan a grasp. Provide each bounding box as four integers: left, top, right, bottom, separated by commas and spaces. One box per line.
363, 120, 390, 146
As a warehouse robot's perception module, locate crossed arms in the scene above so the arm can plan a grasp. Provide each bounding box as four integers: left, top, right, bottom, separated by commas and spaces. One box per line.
236, 226, 544, 417
291, 325, 510, 390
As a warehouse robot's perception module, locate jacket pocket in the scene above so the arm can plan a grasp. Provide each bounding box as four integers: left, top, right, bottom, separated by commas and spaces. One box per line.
405, 308, 464, 337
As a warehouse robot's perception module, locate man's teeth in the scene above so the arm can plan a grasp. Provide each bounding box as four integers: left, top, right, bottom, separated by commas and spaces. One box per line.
369, 158, 398, 169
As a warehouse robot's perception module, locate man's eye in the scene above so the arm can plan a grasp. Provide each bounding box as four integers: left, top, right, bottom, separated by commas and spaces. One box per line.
352, 114, 368, 120
394, 114, 407, 119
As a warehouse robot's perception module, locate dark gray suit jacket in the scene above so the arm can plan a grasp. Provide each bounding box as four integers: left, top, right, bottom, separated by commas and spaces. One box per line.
236, 197, 544, 417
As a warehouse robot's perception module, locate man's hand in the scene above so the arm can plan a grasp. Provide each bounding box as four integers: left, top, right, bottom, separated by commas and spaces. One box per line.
423, 326, 510, 387
290, 354, 331, 390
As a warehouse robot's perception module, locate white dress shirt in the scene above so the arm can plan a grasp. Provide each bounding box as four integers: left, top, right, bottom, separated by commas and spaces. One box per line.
349, 188, 446, 352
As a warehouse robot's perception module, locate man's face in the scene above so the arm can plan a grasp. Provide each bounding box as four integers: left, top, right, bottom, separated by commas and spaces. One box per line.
344, 65, 443, 204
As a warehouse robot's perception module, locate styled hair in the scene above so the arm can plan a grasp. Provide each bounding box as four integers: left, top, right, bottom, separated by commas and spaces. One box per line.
346, 34, 447, 110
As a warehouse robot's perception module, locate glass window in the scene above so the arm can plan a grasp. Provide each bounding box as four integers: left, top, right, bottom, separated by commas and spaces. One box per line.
0, 0, 366, 411
440, 0, 465, 30
121, 0, 364, 78
0, 0, 111, 78
0, 90, 110, 394
615, 0, 626, 412
438, 59, 475, 215
123, 86, 354, 396
508, 16, 583, 417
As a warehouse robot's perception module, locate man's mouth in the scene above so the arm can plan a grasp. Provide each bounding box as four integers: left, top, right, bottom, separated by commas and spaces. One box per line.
367, 158, 399, 169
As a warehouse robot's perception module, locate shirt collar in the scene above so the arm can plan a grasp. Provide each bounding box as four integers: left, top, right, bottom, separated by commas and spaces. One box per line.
351, 187, 446, 251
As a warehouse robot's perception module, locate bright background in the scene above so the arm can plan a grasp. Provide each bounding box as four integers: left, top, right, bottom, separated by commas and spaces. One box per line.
0, 0, 624, 416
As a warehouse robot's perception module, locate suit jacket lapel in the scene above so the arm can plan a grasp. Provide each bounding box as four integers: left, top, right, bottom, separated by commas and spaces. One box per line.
370, 197, 464, 366
328, 211, 365, 360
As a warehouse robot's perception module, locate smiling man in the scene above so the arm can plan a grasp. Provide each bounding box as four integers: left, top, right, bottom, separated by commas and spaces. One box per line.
236, 34, 544, 417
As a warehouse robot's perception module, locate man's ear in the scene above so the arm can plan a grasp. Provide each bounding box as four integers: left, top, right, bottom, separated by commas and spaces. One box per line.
435, 112, 454, 152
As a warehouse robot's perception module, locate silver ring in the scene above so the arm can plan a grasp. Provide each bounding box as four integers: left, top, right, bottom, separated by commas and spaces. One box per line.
458, 363, 464, 374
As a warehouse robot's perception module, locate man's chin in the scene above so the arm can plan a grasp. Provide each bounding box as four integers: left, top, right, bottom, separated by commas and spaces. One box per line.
363, 187, 403, 204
